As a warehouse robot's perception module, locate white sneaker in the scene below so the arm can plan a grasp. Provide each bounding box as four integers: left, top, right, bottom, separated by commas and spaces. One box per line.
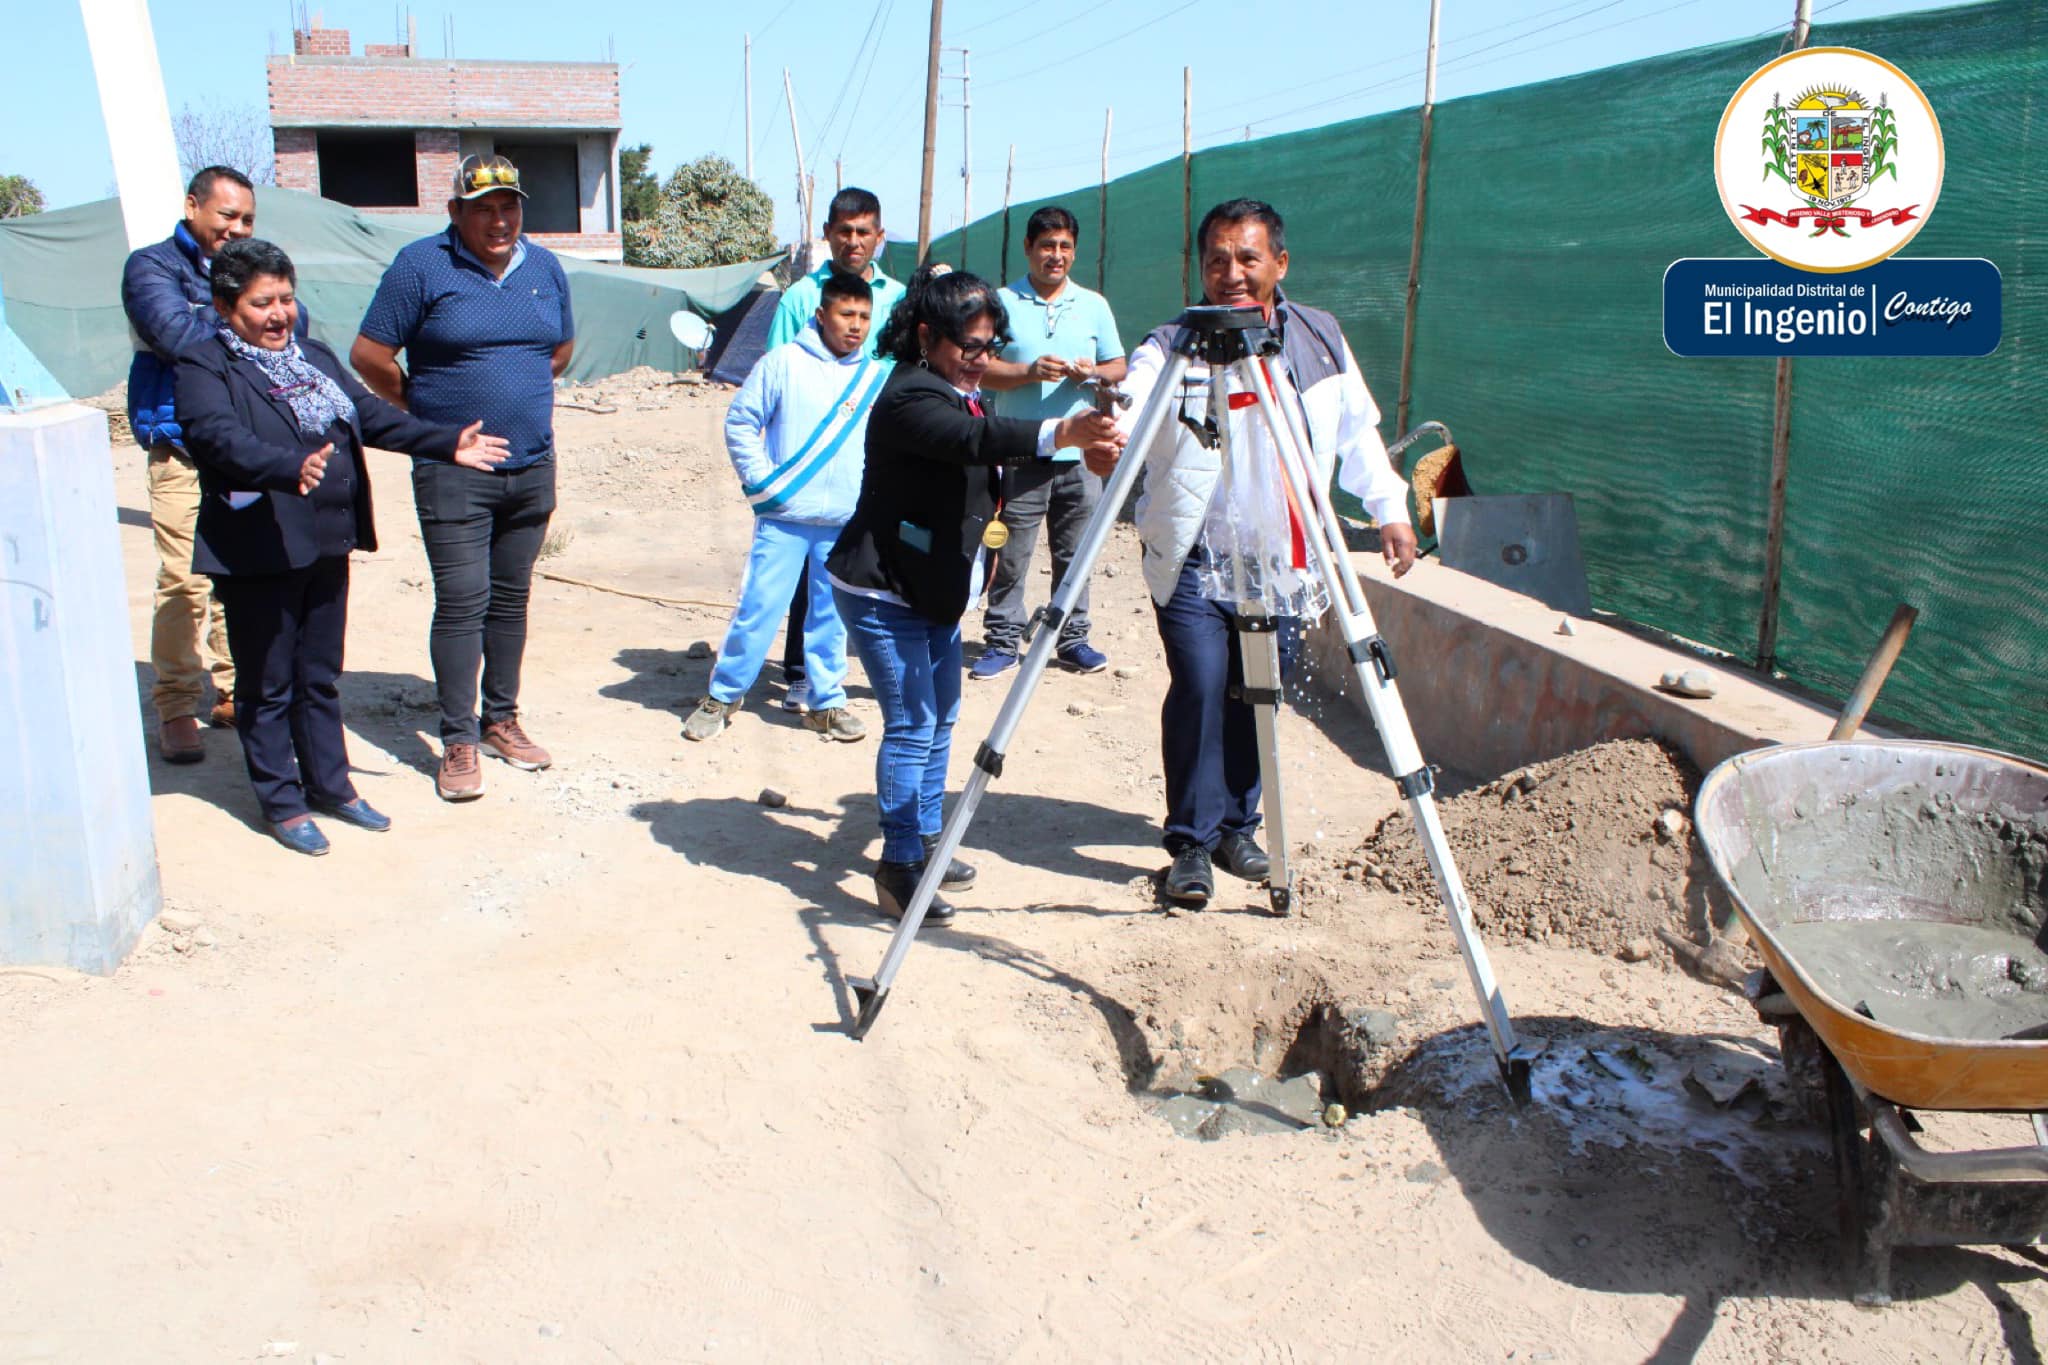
782, 680, 811, 713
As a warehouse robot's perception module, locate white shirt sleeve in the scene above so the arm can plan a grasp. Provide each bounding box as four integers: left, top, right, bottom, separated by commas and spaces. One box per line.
1331, 337, 1412, 528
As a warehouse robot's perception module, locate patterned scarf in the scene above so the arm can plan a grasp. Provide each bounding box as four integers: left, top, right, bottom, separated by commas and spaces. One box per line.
217, 327, 356, 439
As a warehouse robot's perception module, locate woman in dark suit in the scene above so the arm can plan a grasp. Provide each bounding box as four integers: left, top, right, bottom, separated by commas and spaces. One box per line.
176, 238, 508, 855
826, 267, 1121, 922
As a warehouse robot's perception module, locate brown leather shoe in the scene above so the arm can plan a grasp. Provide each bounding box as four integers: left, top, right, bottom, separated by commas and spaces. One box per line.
481, 717, 552, 771
436, 742, 486, 801
158, 715, 204, 764
208, 697, 236, 728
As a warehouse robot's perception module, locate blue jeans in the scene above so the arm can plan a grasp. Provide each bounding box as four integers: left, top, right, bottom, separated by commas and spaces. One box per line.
1153, 552, 1300, 854
709, 519, 848, 709
835, 589, 962, 864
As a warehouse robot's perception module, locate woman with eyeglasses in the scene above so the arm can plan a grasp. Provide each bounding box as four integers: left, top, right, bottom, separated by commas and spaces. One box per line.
175, 238, 510, 855
826, 266, 1123, 923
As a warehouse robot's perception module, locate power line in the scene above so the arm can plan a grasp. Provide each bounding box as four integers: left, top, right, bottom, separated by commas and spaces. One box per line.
979, 0, 1206, 90
754, 0, 802, 42
984, 0, 1641, 172
834, 0, 898, 167
808, 0, 894, 170
953, 0, 1090, 37
1241, 0, 1702, 134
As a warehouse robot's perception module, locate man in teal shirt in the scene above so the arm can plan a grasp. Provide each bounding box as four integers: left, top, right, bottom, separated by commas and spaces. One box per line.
972, 205, 1126, 679
767, 187, 905, 358
765, 187, 904, 703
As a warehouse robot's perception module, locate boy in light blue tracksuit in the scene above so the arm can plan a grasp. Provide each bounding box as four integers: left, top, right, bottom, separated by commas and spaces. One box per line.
684, 273, 885, 743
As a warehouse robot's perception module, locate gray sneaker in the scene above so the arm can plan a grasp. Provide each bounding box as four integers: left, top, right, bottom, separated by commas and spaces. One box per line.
802, 707, 867, 742
682, 696, 736, 742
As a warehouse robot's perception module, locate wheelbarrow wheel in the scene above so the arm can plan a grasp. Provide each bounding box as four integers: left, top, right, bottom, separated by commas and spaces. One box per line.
1774, 1015, 1832, 1128
1818, 1046, 1895, 1306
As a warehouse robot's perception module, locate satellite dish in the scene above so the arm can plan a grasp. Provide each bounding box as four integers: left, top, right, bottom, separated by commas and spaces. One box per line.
668, 310, 712, 350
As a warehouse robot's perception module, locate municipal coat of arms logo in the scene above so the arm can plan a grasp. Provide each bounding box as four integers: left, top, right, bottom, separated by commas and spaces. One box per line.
1715, 47, 1943, 272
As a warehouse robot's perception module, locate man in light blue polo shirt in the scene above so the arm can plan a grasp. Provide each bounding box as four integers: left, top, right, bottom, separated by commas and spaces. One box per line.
972, 205, 1126, 679
763, 187, 905, 708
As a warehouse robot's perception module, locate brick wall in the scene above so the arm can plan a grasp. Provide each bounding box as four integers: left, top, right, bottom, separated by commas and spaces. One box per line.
273, 127, 319, 192
293, 28, 350, 56
413, 129, 461, 210
364, 43, 413, 58
267, 56, 619, 129
530, 231, 624, 261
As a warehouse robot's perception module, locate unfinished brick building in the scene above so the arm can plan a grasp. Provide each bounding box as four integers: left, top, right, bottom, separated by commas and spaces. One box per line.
268, 25, 623, 260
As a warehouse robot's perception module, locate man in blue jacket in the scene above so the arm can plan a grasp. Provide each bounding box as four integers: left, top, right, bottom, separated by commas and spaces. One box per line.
683, 272, 879, 745
122, 165, 305, 764
762, 188, 905, 712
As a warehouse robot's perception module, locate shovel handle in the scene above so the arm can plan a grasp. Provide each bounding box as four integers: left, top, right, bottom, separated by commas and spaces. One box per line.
1830, 604, 1918, 741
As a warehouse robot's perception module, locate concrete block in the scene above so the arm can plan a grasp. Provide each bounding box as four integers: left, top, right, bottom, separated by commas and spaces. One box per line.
0, 404, 160, 971
1304, 554, 1844, 779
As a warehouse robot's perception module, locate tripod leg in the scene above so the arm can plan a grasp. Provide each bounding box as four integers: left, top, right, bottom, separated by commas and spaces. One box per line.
1234, 602, 1292, 915
1239, 357, 1536, 1101
846, 349, 1198, 1040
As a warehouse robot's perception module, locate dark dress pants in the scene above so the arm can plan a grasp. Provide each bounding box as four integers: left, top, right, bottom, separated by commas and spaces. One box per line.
413, 459, 556, 744
212, 555, 355, 823
1152, 552, 1299, 854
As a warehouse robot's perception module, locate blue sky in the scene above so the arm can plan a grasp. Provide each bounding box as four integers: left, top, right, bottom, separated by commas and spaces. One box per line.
10, 0, 1962, 242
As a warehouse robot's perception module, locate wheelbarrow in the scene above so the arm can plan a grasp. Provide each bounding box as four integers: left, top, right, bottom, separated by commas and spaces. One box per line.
1695, 739, 2048, 1304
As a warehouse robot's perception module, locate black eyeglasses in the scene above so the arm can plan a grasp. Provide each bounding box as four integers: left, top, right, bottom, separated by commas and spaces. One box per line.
950, 337, 1002, 360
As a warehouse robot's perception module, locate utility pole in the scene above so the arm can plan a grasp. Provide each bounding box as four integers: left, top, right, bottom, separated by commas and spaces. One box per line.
916, 0, 945, 262
941, 47, 971, 267
835, 157, 843, 194
1181, 66, 1193, 303
1000, 142, 1015, 281
1097, 106, 1112, 291
744, 33, 753, 180
784, 69, 811, 273
1394, 0, 1442, 437
79, 0, 183, 250
1758, 0, 1813, 674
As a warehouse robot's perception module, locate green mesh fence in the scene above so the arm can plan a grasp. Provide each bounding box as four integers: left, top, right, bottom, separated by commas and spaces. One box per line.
885, 0, 2046, 760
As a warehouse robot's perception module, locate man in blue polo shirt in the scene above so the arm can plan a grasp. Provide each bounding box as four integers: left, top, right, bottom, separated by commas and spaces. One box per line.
763, 187, 904, 710
971, 205, 1126, 680
351, 153, 574, 802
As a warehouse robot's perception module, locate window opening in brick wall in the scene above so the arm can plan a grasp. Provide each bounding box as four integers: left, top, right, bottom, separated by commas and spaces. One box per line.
494, 142, 580, 235
316, 131, 419, 208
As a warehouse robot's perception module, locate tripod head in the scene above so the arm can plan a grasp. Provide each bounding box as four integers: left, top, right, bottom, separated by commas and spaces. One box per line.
1172, 304, 1281, 364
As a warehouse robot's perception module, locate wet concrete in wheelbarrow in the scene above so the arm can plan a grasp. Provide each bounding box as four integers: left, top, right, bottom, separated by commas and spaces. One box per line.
1730, 779, 2048, 1040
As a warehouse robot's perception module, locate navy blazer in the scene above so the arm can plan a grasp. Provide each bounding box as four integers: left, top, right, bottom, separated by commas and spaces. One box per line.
827, 362, 1046, 626
122, 223, 310, 448
175, 335, 462, 577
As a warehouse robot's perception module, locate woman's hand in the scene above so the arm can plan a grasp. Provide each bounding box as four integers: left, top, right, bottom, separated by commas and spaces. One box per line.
452, 421, 511, 471
298, 444, 331, 495
1054, 410, 1126, 476
1053, 409, 1122, 453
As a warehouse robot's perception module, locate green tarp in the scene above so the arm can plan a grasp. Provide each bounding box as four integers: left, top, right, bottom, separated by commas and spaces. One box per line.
0, 188, 778, 397
893, 0, 2047, 761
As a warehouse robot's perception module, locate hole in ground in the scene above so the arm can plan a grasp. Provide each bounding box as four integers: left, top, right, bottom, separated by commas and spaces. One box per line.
1132, 986, 1412, 1141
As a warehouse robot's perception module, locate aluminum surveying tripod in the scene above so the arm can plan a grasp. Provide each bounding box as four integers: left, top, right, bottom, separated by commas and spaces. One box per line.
847, 304, 1538, 1102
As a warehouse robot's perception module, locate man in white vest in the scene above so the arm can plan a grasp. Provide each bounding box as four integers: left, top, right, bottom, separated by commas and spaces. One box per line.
1109, 198, 1417, 905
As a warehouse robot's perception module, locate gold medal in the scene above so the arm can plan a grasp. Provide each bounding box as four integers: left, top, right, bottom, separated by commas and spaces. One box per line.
981, 520, 1010, 550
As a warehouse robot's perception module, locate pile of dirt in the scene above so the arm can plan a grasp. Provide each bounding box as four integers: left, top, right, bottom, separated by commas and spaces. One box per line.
1313, 738, 1714, 957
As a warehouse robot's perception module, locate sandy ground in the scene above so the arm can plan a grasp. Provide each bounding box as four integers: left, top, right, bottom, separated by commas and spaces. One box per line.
4, 376, 2045, 1363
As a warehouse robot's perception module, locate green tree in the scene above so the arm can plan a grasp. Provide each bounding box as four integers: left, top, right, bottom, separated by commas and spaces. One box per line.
0, 174, 45, 219
619, 142, 660, 223
625, 154, 776, 269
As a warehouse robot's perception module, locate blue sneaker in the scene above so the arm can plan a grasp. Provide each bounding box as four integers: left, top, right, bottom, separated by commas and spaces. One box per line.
313, 796, 393, 832
970, 649, 1019, 681
1057, 641, 1109, 674
269, 816, 331, 857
